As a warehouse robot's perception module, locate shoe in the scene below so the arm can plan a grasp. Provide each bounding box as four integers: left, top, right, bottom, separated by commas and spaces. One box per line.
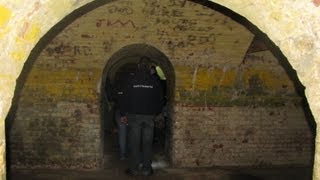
141, 167, 153, 176
125, 168, 139, 177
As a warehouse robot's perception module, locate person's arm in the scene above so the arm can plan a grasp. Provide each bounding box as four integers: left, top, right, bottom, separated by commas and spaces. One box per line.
120, 115, 128, 124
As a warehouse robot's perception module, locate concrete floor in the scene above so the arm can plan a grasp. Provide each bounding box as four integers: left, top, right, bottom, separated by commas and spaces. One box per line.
9, 166, 312, 180
8, 133, 313, 180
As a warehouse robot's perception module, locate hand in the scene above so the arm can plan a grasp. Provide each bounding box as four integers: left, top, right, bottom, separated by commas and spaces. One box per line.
120, 116, 128, 124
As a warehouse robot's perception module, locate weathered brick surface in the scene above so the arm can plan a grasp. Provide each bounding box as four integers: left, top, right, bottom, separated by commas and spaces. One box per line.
10, 101, 102, 168
7, 0, 313, 169
171, 105, 313, 167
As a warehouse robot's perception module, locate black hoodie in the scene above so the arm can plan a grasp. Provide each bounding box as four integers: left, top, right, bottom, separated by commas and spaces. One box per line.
116, 71, 165, 115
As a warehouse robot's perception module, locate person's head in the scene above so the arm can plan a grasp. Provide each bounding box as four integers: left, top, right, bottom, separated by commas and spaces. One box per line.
150, 65, 156, 75
137, 56, 151, 73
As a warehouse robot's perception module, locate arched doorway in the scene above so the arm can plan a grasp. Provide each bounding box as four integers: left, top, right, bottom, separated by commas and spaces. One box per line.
100, 43, 175, 168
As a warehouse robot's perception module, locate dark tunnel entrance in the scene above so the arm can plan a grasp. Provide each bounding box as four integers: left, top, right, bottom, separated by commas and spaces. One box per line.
100, 43, 175, 168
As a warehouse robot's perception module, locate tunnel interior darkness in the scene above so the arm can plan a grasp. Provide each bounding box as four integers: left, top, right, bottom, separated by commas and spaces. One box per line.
100, 43, 175, 162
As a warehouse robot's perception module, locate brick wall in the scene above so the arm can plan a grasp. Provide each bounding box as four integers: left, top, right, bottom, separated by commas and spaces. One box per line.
8, 0, 313, 168
171, 105, 313, 167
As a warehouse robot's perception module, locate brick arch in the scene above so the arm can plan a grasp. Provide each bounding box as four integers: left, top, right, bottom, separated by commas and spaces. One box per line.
1, 0, 319, 179
102, 43, 175, 100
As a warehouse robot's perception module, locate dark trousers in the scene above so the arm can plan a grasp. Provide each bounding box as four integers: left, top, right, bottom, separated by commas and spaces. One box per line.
127, 114, 155, 170
115, 109, 128, 158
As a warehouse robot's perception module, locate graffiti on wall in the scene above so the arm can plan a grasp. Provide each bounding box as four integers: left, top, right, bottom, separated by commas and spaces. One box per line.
46, 43, 93, 56
107, 5, 133, 15
96, 19, 136, 28
74, 45, 93, 56
103, 38, 114, 53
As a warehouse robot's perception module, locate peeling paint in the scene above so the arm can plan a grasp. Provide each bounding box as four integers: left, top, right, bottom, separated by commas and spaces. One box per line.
23, 24, 41, 42
270, 11, 282, 21
313, 0, 320, 7
47, 1, 73, 19
0, 5, 11, 28
10, 50, 26, 62
27, 1, 42, 16
191, 66, 198, 95
0, 26, 10, 39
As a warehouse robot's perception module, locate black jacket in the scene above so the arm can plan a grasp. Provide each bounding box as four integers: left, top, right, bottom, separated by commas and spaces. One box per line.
113, 73, 130, 115
116, 71, 165, 115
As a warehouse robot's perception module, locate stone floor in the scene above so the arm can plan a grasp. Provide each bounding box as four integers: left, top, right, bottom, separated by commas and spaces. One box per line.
8, 133, 314, 180
9, 166, 312, 180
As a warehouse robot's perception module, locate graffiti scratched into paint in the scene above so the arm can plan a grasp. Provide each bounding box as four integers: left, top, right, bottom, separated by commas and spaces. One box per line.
74, 45, 92, 56
107, 5, 133, 15
46, 43, 93, 56
96, 19, 136, 28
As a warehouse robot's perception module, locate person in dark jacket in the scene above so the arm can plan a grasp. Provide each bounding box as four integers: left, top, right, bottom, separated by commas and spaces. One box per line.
113, 72, 134, 160
118, 57, 165, 176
